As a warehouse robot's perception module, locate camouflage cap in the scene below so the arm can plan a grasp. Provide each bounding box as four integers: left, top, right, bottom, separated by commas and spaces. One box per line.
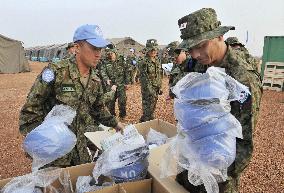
145, 39, 159, 51
166, 41, 179, 56
66, 42, 74, 50
105, 43, 117, 53
225, 37, 244, 47
178, 8, 235, 49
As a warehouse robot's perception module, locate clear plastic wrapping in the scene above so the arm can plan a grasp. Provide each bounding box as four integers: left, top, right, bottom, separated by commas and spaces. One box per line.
146, 128, 168, 146
162, 67, 250, 193
2, 168, 62, 193
92, 125, 149, 183
23, 105, 77, 170
3, 105, 78, 193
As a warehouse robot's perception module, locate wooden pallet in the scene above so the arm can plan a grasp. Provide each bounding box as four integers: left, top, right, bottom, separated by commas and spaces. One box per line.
263, 62, 284, 91
262, 77, 284, 92
264, 62, 284, 79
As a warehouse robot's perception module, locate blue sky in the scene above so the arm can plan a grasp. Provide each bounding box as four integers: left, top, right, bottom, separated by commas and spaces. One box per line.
1, 0, 283, 56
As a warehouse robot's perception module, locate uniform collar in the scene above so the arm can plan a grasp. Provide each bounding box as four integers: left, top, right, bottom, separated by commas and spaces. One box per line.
212, 45, 233, 68
68, 57, 80, 80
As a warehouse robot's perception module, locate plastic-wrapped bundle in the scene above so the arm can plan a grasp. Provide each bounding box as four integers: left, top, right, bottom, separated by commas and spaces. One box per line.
172, 67, 250, 102
2, 105, 77, 193
146, 128, 168, 146
174, 100, 231, 131
172, 69, 229, 101
161, 67, 250, 193
23, 105, 77, 171
76, 176, 114, 193
93, 125, 149, 183
110, 154, 149, 183
2, 168, 62, 193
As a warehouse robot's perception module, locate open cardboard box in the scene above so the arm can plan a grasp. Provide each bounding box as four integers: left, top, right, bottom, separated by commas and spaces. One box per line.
0, 162, 151, 193
85, 119, 188, 193
0, 119, 189, 193
84, 119, 178, 150
94, 178, 152, 193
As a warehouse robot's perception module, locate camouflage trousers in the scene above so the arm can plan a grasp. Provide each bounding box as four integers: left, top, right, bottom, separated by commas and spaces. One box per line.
176, 170, 239, 193
140, 86, 158, 122
131, 68, 138, 84
106, 85, 127, 117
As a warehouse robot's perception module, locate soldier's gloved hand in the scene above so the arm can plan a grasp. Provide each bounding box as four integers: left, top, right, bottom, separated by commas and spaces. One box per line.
158, 89, 163, 95
111, 85, 117, 91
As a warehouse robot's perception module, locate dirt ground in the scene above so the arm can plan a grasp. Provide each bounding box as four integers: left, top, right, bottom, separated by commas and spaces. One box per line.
0, 61, 283, 192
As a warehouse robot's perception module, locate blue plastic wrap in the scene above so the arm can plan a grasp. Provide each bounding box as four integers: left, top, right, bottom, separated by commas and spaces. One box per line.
92, 125, 149, 183
174, 101, 231, 130
161, 67, 251, 193
23, 105, 77, 171
110, 156, 149, 183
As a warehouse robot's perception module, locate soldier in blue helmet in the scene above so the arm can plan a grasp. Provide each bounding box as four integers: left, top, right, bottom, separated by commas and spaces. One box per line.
19, 24, 124, 168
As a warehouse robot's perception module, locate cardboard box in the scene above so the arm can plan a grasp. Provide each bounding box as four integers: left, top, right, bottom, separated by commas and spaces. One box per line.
0, 163, 151, 193
85, 119, 188, 193
133, 119, 188, 193
84, 119, 178, 150
94, 179, 152, 193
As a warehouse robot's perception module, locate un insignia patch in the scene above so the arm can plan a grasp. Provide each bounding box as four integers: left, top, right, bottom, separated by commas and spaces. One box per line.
42, 68, 55, 83
238, 90, 250, 103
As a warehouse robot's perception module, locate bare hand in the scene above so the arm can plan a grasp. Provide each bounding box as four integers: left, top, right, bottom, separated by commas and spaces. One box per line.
106, 79, 111, 85
115, 122, 125, 132
111, 85, 117, 91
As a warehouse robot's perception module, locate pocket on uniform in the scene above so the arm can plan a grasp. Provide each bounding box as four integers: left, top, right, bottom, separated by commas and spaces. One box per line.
56, 91, 78, 105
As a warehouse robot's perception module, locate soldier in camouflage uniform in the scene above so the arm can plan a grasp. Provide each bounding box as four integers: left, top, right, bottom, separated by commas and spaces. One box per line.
135, 49, 145, 83
126, 48, 138, 84
226, 37, 260, 72
62, 42, 75, 59
166, 41, 180, 63
19, 24, 124, 168
100, 45, 129, 118
139, 39, 162, 122
167, 47, 197, 99
175, 8, 262, 193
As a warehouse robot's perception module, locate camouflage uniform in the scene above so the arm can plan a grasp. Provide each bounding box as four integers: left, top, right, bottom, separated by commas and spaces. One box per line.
135, 55, 144, 83
226, 37, 260, 72
126, 54, 138, 84
168, 56, 196, 98
165, 41, 179, 62
62, 42, 75, 60
139, 39, 162, 122
100, 53, 129, 117
19, 56, 118, 167
175, 8, 262, 193
62, 52, 74, 60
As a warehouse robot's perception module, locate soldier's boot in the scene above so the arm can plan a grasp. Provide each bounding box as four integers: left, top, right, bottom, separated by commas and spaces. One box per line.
119, 112, 126, 119
139, 116, 146, 123
118, 102, 126, 119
